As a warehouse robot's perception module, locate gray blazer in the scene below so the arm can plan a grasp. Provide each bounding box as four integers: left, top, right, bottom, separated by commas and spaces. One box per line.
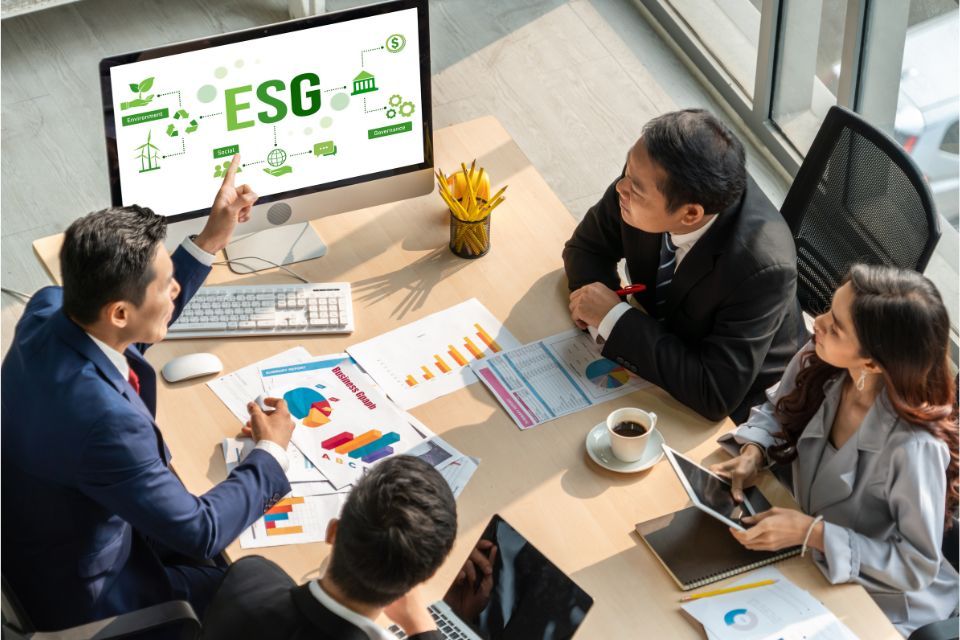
719, 343, 958, 636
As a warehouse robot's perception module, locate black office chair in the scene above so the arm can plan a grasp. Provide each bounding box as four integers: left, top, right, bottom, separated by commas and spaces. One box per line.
1, 575, 201, 640
780, 105, 942, 316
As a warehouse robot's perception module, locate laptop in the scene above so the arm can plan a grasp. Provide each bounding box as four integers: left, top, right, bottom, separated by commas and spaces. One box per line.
390, 514, 594, 640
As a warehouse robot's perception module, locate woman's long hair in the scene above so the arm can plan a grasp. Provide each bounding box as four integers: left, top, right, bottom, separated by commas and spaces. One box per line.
770, 264, 958, 526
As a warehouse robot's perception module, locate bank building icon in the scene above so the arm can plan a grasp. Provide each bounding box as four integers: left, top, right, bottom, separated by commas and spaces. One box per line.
351, 70, 378, 95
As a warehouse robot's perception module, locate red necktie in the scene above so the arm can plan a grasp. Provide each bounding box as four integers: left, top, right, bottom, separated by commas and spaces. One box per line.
128, 366, 141, 395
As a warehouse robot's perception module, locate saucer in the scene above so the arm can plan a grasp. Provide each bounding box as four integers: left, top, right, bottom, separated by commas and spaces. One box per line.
585, 422, 665, 473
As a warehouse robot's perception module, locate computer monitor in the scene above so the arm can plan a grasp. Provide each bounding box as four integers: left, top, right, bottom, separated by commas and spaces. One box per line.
99, 0, 432, 268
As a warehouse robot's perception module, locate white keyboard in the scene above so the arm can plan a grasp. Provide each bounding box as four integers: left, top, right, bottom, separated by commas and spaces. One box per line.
167, 282, 353, 339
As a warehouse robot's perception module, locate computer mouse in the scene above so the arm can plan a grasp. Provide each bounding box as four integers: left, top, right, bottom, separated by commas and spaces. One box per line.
161, 352, 224, 383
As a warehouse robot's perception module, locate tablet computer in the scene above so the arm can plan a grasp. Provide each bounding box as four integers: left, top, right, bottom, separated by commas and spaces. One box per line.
662, 445, 762, 531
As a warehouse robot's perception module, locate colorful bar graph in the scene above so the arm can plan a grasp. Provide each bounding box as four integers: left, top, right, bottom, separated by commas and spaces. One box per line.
475, 324, 502, 352
421, 365, 434, 381
335, 430, 382, 454
434, 355, 452, 373
322, 432, 354, 450
405, 375, 418, 387
464, 336, 484, 360
362, 446, 394, 463
266, 504, 293, 514
266, 525, 304, 536
448, 346, 469, 367
348, 432, 401, 460
264, 512, 289, 522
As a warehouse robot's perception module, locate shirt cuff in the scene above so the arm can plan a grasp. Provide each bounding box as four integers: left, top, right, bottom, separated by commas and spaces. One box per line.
598, 302, 632, 340
180, 236, 216, 267
255, 440, 290, 473
816, 521, 859, 583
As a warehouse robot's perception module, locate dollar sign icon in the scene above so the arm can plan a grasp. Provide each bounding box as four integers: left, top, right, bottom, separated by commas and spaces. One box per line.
386, 33, 406, 53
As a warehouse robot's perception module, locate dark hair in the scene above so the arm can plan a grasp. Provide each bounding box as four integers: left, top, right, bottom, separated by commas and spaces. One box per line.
641, 108, 746, 214
327, 456, 457, 606
59, 205, 167, 325
771, 264, 959, 525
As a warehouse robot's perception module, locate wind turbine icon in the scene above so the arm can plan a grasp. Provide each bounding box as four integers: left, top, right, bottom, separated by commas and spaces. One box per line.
135, 130, 161, 173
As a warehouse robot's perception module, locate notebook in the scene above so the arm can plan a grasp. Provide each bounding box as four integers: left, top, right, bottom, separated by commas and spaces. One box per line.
635, 506, 801, 590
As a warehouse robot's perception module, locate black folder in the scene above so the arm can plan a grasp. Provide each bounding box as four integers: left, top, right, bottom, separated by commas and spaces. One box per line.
635, 506, 801, 590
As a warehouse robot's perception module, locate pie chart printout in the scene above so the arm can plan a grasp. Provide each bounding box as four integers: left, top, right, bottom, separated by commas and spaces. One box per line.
283, 387, 333, 427
585, 359, 631, 389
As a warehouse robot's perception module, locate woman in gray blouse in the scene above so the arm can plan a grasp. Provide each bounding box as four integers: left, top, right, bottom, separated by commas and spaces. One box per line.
713, 264, 958, 636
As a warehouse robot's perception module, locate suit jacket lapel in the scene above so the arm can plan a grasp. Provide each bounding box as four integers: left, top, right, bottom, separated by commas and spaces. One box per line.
50, 311, 170, 464
794, 377, 841, 513
291, 584, 370, 640
662, 196, 742, 321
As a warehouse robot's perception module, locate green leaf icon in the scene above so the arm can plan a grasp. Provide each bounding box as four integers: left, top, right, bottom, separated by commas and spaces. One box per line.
129, 83, 140, 93
139, 77, 155, 93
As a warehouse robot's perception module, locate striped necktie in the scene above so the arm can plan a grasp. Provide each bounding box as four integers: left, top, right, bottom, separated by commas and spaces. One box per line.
655, 233, 676, 321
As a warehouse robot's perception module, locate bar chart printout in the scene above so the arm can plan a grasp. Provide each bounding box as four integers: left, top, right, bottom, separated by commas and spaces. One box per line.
240, 494, 346, 549
347, 298, 522, 409
471, 329, 651, 429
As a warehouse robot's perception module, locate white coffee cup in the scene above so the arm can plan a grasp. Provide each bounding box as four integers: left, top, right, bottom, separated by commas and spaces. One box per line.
606, 407, 658, 463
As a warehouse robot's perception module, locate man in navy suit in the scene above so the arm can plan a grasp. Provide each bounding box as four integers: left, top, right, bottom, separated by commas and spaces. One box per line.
1, 156, 295, 631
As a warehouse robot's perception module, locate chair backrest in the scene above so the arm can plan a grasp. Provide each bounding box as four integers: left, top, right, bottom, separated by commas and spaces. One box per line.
780, 105, 941, 315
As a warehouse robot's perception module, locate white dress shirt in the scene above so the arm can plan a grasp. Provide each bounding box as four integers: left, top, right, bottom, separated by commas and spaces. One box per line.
84, 236, 289, 471
596, 215, 719, 340
308, 580, 396, 640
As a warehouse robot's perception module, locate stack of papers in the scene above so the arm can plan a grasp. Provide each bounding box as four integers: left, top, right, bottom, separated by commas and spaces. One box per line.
209, 348, 478, 549
682, 568, 858, 640
471, 329, 650, 429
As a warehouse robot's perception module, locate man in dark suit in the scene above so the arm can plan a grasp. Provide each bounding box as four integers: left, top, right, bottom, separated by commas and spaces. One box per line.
564, 109, 803, 423
201, 456, 458, 640
1, 156, 295, 630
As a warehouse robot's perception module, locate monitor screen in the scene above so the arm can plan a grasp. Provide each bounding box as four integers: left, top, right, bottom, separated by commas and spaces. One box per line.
100, 0, 431, 222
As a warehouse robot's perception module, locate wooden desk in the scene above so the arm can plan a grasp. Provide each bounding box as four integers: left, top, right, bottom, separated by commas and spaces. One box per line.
33, 116, 897, 639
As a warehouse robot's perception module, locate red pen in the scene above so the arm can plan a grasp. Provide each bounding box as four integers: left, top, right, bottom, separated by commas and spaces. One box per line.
615, 284, 647, 296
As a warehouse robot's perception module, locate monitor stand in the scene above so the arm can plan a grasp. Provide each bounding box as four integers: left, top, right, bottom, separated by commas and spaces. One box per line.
223, 223, 327, 273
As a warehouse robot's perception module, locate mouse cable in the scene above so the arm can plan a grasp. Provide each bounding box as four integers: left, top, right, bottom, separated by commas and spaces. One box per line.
211, 257, 310, 284
1, 287, 33, 302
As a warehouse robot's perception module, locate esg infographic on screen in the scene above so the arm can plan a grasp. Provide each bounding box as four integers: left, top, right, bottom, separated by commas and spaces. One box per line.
110, 8, 423, 217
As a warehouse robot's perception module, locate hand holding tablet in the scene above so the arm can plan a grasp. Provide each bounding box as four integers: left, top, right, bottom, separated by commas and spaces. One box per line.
661, 445, 773, 532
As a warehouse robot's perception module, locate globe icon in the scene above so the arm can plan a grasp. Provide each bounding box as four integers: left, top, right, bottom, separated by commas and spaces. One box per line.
267, 148, 287, 167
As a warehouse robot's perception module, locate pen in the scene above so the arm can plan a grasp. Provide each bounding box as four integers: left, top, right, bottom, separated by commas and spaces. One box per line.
678, 579, 777, 602
615, 284, 647, 296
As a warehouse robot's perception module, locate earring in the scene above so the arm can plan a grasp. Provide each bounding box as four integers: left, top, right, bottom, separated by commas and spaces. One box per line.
856, 369, 867, 391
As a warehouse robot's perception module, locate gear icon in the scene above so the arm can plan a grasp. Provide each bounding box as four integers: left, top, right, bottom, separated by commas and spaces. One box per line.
386, 108, 397, 119
389, 94, 403, 107
399, 101, 416, 117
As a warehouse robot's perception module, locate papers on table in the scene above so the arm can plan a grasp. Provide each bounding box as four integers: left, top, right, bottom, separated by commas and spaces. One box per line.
207, 347, 312, 423
347, 298, 522, 410
284, 361, 434, 488
405, 436, 479, 499
470, 329, 651, 429
210, 345, 479, 549
683, 568, 858, 640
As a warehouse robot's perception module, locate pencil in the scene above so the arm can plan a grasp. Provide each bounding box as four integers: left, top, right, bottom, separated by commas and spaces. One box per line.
678, 579, 777, 602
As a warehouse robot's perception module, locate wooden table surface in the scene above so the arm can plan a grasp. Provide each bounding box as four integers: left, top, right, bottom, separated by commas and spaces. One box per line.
32, 116, 897, 639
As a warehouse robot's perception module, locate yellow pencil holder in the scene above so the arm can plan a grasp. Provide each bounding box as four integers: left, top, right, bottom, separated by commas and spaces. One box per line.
449, 209, 491, 259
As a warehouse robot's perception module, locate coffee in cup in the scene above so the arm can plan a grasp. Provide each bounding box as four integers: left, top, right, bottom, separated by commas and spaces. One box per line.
605, 407, 657, 463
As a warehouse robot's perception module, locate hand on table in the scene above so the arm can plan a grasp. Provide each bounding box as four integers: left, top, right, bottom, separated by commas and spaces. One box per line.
569, 283, 620, 329
242, 396, 294, 449
194, 154, 259, 254
730, 507, 823, 552
444, 539, 498, 622
385, 585, 437, 636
